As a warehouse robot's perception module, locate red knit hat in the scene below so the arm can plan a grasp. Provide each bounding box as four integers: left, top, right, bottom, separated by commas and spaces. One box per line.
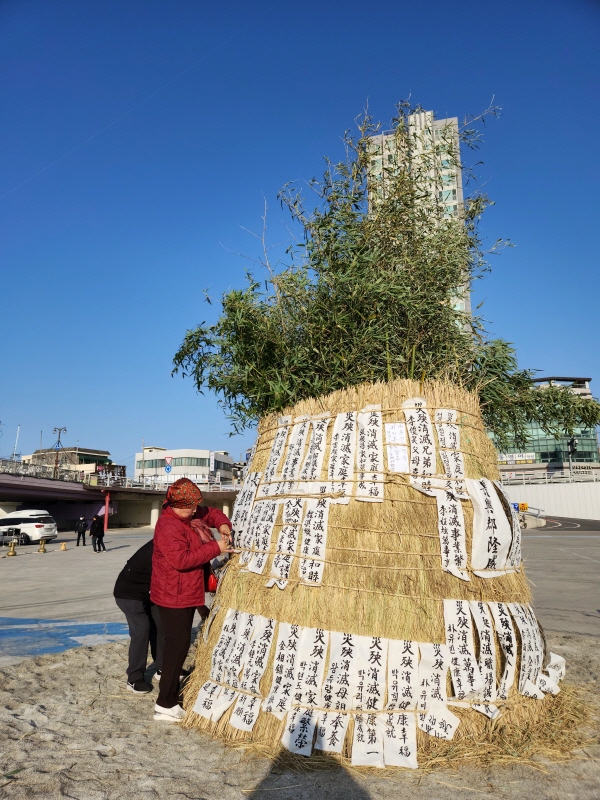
166, 478, 202, 508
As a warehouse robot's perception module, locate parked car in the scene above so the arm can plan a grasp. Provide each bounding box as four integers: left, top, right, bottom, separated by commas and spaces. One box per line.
0, 510, 58, 545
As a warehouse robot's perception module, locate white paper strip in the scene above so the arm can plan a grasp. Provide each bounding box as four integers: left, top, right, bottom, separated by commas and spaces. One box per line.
508, 603, 543, 693
468, 478, 513, 574
270, 499, 304, 584
230, 471, 261, 543
281, 707, 318, 755
239, 503, 263, 566
356, 405, 384, 503
469, 600, 497, 703
402, 397, 436, 483
416, 642, 450, 709
280, 416, 311, 482
263, 622, 301, 719
417, 699, 460, 740
521, 679, 544, 699
288, 626, 323, 712
238, 616, 276, 695
472, 703, 501, 720
208, 686, 238, 723
380, 711, 418, 768
493, 480, 523, 568
444, 600, 484, 700
536, 672, 560, 695
209, 608, 237, 682
315, 631, 359, 753
386, 639, 418, 711
263, 417, 292, 484
192, 680, 223, 720
434, 408, 467, 497
222, 612, 253, 689
298, 498, 330, 586
387, 444, 409, 474
300, 414, 331, 481
489, 602, 518, 699
546, 652, 566, 683
351, 712, 384, 768
522, 604, 546, 686
434, 489, 470, 581
228, 693, 263, 731
385, 422, 407, 444
327, 411, 357, 502
246, 500, 279, 575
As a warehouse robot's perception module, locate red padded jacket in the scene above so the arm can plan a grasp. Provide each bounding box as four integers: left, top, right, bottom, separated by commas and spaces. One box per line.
150, 505, 224, 608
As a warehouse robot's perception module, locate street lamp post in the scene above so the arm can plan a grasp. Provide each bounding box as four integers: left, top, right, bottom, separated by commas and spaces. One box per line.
52, 427, 67, 479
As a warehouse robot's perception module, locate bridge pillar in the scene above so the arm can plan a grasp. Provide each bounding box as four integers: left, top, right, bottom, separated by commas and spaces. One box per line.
222, 500, 231, 517
150, 498, 161, 528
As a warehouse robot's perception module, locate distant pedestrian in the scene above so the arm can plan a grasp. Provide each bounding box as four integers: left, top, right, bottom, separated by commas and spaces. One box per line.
74, 515, 87, 546
90, 514, 106, 552
114, 539, 164, 693
150, 478, 232, 723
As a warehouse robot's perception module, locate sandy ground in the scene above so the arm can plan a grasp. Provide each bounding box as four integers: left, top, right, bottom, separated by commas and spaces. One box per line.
0, 630, 599, 800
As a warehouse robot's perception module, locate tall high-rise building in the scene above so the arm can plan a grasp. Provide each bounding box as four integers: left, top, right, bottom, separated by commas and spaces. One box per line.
367, 111, 470, 313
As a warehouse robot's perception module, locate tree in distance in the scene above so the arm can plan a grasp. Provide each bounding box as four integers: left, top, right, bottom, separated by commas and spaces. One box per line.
173, 101, 600, 450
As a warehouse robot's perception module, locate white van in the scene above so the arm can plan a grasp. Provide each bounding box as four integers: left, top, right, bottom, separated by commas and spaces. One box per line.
0, 510, 58, 545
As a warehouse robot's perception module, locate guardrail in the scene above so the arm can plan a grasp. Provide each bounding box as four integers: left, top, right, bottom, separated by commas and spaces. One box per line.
0, 459, 82, 482
501, 471, 600, 486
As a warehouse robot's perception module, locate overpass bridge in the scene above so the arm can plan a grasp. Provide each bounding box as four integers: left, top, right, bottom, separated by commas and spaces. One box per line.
0, 461, 239, 530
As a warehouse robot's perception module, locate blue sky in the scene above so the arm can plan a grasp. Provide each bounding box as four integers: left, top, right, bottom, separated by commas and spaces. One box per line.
1, 0, 599, 470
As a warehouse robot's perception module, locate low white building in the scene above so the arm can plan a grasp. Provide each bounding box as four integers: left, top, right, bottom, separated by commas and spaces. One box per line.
134, 447, 234, 485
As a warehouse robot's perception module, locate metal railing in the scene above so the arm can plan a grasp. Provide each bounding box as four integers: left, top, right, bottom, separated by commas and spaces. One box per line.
0, 459, 82, 483
501, 470, 600, 486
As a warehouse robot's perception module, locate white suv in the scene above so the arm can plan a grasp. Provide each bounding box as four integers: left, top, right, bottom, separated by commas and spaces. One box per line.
0, 510, 58, 545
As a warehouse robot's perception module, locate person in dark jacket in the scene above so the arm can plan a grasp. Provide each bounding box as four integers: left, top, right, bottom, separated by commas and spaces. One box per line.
114, 540, 164, 693
90, 514, 106, 552
74, 515, 87, 546
150, 478, 232, 723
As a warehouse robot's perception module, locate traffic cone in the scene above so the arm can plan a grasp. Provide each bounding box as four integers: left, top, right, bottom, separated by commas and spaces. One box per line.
7, 541, 16, 557
37, 539, 47, 554
60, 541, 67, 551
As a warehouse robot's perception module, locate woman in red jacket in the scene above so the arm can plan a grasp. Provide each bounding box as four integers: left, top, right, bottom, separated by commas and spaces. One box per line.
151, 478, 232, 722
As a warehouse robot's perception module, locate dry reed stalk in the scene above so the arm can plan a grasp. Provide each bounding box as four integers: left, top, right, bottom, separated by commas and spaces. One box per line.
182, 378, 583, 769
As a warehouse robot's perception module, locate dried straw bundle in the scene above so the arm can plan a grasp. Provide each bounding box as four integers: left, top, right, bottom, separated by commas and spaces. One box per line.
183, 378, 574, 769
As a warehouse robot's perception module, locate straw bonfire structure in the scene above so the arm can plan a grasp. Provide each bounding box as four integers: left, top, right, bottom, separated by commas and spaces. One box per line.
184, 378, 567, 769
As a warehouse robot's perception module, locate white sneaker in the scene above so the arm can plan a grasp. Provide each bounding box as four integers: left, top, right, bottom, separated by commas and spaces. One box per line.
153, 703, 185, 723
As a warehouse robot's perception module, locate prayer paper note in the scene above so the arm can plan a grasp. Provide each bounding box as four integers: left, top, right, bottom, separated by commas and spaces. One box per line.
434, 489, 470, 581
222, 612, 254, 689
210, 609, 241, 682
281, 707, 318, 756
261, 417, 291, 490
546, 653, 566, 683
385, 422, 407, 444
508, 603, 544, 694
246, 500, 278, 575
351, 712, 385, 768
280, 416, 311, 482
467, 478, 513, 576
444, 600, 484, 700
298, 497, 330, 586
469, 600, 497, 703
417, 642, 450, 709
489, 602, 517, 699
351, 636, 389, 769
402, 398, 437, 495
269, 498, 305, 587
315, 631, 360, 753
229, 471, 261, 544
387, 445, 409, 474
493, 480, 523, 568
263, 623, 301, 720
536, 672, 560, 696
192, 680, 223, 720
300, 414, 331, 481
386, 639, 418, 711
229, 617, 275, 730
472, 703, 501, 719
417, 699, 460, 740
327, 411, 357, 502
434, 408, 467, 497
238, 503, 263, 566
356, 405, 384, 502
380, 712, 418, 769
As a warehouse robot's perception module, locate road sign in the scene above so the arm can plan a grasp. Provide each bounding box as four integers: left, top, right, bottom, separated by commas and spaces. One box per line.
210, 451, 215, 473
519, 502, 528, 512
165, 456, 173, 465
165, 465, 172, 473
511, 503, 519, 511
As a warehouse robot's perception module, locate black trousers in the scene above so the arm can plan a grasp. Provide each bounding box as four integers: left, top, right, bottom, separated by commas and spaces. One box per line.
93, 535, 106, 552
115, 598, 164, 682
76, 531, 86, 545
156, 606, 196, 709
